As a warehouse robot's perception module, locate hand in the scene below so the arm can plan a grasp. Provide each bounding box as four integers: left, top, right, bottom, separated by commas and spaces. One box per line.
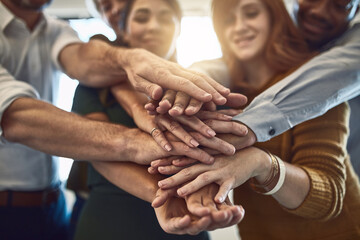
157, 147, 272, 203
110, 83, 172, 152
185, 184, 245, 231
152, 184, 244, 231
121, 48, 230, 104
153, 112, 238, 151
145, 90, 248, 116
154, 191, 212, 235
129, 129, 215, 165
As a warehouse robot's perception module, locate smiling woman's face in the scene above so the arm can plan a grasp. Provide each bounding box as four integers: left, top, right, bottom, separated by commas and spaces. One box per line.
124, 0, 180, 60
223, 0, 271, 63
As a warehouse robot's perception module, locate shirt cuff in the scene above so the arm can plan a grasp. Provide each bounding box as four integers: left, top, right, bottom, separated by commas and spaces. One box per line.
232, 100, 291, 142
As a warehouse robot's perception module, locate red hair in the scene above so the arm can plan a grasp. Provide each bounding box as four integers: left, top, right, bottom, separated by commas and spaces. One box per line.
212, 0, 312, 91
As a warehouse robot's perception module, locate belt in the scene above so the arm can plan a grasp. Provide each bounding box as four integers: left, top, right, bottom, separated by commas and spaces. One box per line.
0, 188, 60, 207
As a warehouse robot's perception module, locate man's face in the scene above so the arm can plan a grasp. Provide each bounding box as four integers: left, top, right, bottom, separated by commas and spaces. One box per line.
296, 0, 358, 49
10, 0, 53, 11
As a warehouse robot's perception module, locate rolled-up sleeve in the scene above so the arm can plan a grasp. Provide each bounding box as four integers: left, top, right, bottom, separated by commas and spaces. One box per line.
0, 65, 39, 136
46, 17, 82, 71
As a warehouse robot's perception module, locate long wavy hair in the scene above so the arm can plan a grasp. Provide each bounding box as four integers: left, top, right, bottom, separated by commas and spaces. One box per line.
212, 0, 312, 92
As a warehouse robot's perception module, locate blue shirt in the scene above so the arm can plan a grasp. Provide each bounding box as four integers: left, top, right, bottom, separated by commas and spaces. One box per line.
233, 17, 360, 142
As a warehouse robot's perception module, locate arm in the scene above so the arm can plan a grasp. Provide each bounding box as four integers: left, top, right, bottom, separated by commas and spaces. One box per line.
1, 96, 216, 164
92, 160, 243, 234
234, 24, 360, 142
0, 65, 39, 137
83, 103, 241, 234
59, 40, 230, 104
1, 97, 157, 163
157, 103, 349, 220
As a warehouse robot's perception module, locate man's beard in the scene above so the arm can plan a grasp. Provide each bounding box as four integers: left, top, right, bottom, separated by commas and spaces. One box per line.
11, 0, 53, 11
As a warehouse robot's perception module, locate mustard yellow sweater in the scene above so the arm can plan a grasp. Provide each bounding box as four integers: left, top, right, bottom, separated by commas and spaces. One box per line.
235, 103, 360, 239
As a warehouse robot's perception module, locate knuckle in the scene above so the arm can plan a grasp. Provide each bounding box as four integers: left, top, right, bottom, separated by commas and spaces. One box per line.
191, 132, 203, 141
156, 69, 169, 79
182, 144, 191, 152
177, 79, 190, 87
159, 139, 168, 146
200, 172, 211, 183
152, 129, 162, 138
169, 121, 181, 131
173, 102, 184, 109
181, 167, 192, 178
200, 124, 210, 133
204, 119, 214, 127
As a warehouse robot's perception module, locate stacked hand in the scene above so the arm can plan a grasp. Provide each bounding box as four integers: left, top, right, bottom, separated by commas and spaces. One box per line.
154, 183, 245, 235
138, 89, 258, 234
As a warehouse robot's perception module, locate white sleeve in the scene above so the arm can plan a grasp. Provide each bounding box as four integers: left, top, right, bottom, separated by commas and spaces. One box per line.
0, 64, 39, 136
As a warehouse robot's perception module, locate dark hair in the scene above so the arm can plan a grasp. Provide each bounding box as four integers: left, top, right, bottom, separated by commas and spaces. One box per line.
212, 0, 312, 90
122, 0, 182, 31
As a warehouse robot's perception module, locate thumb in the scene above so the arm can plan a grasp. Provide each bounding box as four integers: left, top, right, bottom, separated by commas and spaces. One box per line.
152, 188, 177, 208
215, 179, 234, 203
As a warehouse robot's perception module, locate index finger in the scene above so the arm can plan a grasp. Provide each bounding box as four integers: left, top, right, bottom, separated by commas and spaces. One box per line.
178, 70, 230, 105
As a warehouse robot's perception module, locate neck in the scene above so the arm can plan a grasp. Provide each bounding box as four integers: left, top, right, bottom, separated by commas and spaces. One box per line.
1, 0, 42, 31
242, 58, 275, 89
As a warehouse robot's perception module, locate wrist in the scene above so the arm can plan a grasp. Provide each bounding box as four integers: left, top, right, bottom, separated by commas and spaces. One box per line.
117, 48, 143, 70
253, 148, 272, 183
250, 150, 286, 195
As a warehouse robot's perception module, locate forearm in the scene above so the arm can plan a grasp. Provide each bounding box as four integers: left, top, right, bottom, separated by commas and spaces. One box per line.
1, 97, 160, 163
92, 161, 164, 203
111, 82, 148, 118
248, 148, 309, 209
265, 161, 310, 209
59, 40, 130, 87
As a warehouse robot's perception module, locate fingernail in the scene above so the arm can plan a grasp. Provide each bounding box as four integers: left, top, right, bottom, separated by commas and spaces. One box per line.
239, 205, 245, 214
224, 115, 233, 120
190, 139, 199, 147
158, 181, 165, 188
164, 144, 172, 151
203, 93, 212, 99
228, 146, 236, 155
207, 129, 216, 137
217, 97, 227, 105
208, 156, 214, 164
172, 106, 181, 112
177, 188, 185, 196
242, 127, 248, 135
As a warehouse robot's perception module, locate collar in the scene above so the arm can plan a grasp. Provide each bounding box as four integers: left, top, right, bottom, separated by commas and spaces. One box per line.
0, 2, 15, 32
0, 2, 47, 34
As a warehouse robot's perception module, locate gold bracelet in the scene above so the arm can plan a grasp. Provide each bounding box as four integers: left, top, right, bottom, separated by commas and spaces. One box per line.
249, 150, 279, 193
263, 155, 286, 195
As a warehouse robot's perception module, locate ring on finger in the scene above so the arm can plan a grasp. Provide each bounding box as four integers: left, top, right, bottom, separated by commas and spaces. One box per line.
150, 127, 158, 136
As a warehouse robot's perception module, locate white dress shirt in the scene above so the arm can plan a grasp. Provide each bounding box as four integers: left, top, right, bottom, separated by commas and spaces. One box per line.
0, 3, 81, 191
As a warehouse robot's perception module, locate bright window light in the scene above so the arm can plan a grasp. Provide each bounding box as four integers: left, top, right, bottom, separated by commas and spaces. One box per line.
58, 17, 222, 181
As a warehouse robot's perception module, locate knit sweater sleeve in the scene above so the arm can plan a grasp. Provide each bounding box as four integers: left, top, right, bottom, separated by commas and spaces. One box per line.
284, 103, 349, 221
